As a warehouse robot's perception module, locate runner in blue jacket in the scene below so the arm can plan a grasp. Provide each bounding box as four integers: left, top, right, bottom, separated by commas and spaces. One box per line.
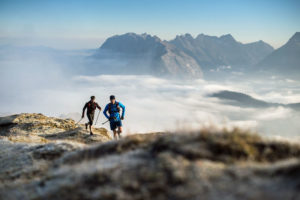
103, 95, 125, 139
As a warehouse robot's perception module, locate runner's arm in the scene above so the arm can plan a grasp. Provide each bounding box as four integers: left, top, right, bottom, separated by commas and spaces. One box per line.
96, 103, 101, 110
103, 104, 110, 119
119, 102, 125, 118
82, 103, 87, 118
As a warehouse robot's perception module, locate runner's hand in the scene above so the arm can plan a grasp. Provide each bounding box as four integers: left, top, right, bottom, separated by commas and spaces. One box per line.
121, 116, 124, 120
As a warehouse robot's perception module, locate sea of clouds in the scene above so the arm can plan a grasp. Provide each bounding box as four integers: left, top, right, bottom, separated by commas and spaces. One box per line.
0, 46, 299, 140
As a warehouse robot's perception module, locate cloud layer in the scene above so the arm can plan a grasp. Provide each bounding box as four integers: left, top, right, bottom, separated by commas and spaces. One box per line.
1, 47, 299, 140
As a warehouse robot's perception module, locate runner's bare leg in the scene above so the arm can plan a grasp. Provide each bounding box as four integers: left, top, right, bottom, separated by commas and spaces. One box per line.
113, 129, 117, 140
117, 126, 122, 139
89, 124, 92, 134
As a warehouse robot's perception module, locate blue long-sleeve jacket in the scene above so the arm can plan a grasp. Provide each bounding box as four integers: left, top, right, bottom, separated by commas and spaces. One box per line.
103, 102, 125, 121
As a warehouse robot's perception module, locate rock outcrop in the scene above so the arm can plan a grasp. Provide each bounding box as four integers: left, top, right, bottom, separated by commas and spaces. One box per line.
0, 113, 111, 144
0, 113, 300, 200
0, 113, 112, 194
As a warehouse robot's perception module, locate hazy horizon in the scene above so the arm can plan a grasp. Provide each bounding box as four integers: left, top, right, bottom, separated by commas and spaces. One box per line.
0, 31, 298, 51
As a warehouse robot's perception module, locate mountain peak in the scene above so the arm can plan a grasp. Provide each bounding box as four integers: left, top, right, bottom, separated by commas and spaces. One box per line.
184, 33, 193, 37
117, 32, 161, 41
100, 32, 163, 53
109, 32, 158, 40
257, 31, 300, 76
195, 34, 219, 42
249, 40, 274, 49
288, 32, 300, 43
175, 33, 194, 41
220, 34, 236, 42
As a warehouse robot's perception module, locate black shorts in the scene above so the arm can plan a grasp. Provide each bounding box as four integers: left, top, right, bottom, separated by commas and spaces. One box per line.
110, 120, 122, 130
87, 112, 94, 125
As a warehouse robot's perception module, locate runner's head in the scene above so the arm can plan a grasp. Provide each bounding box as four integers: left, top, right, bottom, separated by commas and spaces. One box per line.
110, 95, 116, 104
91, 96, 95, 102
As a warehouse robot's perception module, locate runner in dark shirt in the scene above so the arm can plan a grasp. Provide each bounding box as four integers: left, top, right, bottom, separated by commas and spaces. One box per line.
82, 96, 101, 135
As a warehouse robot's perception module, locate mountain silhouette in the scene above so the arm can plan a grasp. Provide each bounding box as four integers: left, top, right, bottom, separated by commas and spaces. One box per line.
257, 32, 300, 77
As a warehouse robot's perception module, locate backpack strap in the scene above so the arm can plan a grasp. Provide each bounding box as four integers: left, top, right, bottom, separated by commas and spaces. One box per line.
87, 101, 97, 111
108, 102, 120, 114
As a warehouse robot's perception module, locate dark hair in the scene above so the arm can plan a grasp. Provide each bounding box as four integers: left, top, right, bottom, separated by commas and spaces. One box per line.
110, 95, 115, 100
91, 96, 95, 100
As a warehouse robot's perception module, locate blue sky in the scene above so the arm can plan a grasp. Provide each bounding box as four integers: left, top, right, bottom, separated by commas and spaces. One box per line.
0, 0, 299, 49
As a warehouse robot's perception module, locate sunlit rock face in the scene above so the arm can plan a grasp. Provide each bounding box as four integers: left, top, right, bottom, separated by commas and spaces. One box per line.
0, 114, 300, 200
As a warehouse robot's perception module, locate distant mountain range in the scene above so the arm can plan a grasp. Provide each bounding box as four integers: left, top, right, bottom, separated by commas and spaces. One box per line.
94, 33, 203, 78
170, 33, 274, 69
92, 32, 278, 78
1, 32, 299, 79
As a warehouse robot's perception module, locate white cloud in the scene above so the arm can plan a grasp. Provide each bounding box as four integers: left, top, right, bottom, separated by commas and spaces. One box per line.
1, 48, 300, 139
255, 106, 292, 121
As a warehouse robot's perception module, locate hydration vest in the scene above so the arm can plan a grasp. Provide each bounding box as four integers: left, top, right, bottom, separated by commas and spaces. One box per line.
87, 101, 97, 113
108, 102, 120, 114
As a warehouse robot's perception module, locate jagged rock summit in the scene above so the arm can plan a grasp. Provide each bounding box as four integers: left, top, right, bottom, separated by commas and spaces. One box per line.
0, 113, 300, 200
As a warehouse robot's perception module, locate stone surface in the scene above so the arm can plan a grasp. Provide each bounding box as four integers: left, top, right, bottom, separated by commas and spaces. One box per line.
0, 113, 111, 144
0, 114, 299, 200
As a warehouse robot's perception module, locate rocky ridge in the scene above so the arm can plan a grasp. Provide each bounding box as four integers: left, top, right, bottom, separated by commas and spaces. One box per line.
0, 113, 299, 200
